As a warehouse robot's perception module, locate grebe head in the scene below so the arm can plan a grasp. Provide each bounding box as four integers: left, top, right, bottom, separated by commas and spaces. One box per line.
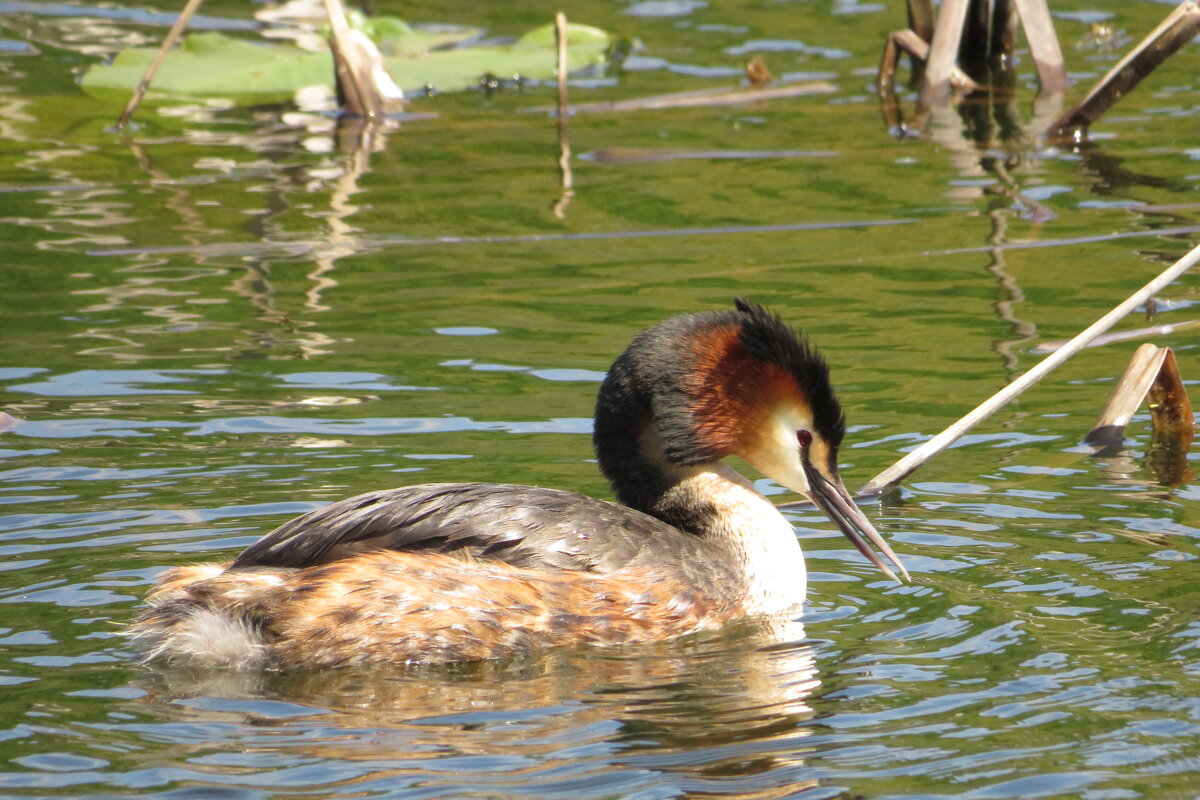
595, 298, 908, 582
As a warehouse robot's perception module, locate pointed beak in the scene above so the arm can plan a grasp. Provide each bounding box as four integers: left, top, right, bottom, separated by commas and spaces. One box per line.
803, 461, 910, 583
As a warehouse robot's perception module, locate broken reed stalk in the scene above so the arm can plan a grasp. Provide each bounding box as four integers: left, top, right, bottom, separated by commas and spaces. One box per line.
1147, 348, 1194, 438
1085, 344, 1194, 449
323, 0, 403, 118
1085, 343, 1171, 447
1011, 0, 1068, 94
907, 0, 935, 45
116, 0, 206, 128
919, 0, 969, 105
857, 240, 1200, 497
552, 11, 574, 219
1050, 0, 1200, 139
325, 0, 369, 117
877, 30, 929, 95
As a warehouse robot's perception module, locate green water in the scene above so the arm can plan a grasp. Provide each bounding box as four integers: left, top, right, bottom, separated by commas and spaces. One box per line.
2, 0, 1200, 797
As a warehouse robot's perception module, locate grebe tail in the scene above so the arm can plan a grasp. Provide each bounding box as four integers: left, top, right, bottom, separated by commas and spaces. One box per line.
129, 299, 907, 669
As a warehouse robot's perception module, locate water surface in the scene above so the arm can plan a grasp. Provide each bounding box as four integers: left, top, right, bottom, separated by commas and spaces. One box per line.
2, 0, 1200, 797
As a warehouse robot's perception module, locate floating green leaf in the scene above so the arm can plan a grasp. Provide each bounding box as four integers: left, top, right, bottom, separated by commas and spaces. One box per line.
80, 20, 613, 106
334, 13, 485, 57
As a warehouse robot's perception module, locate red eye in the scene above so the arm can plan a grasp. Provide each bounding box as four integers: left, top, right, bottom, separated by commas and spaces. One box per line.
796, 430, 812, 448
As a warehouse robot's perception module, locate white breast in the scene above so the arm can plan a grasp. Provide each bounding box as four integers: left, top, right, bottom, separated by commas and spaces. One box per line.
677, 464, 808, 614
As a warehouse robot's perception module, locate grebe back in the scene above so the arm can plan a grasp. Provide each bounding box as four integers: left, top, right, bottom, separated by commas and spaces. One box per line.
130, 299, 907, 668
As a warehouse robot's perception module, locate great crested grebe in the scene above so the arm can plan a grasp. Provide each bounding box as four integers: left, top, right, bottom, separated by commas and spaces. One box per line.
130, 299, 908, 669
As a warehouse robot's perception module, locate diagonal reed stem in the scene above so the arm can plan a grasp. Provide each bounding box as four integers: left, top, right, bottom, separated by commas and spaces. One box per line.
857, 240, 1200, 497
117, 0, 207, 128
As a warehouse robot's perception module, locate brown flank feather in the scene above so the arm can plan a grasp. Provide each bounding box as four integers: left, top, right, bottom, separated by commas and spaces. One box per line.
132, 552, 741, 668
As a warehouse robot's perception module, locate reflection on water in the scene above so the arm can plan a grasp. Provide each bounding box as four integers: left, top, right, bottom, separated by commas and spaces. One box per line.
112, 621, 821, 799
2, 0, 1200, 796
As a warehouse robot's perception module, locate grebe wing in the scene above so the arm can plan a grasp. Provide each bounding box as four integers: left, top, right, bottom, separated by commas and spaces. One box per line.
230, 482, 686, 574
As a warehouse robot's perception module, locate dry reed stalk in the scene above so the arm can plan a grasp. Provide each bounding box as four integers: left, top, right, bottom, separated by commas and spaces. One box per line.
857, 241, 1200, 496
1050, 0, 1200, 139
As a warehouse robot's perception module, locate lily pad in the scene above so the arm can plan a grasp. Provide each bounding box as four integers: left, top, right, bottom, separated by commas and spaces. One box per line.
336, 14, 484, 56
80, 21, 613, 106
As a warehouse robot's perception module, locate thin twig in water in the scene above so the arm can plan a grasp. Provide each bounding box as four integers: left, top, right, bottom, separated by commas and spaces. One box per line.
97, 222, 1200, 261
857, 240, 1200, 497
1031, 319, 1200, 354
552, 11, 574, 219
530, 81, 836, 115
117, 0, 207, 128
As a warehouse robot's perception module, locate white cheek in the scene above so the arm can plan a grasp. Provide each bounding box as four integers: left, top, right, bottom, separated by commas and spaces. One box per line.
745, 409, 812, 495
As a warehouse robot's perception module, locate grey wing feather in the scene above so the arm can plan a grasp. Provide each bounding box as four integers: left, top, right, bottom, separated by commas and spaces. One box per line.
229, 482, 688, 574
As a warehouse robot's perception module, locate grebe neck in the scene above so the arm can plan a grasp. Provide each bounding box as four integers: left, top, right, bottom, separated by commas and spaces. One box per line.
654, 460, 807, 613
595, 412, 807, 613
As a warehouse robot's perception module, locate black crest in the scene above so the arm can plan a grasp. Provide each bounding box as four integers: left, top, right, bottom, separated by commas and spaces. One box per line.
732, 298, 845, 451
